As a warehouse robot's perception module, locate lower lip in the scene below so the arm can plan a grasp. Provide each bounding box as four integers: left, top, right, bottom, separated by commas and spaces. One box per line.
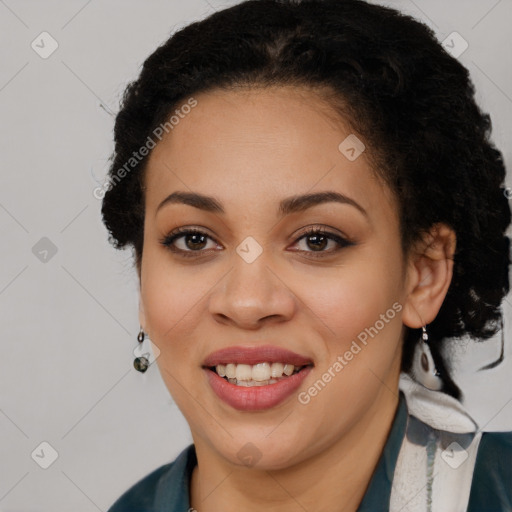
205, 366, 312, 411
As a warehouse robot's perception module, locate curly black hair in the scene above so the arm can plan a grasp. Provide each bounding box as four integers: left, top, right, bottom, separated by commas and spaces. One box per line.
101, 0, 511, 374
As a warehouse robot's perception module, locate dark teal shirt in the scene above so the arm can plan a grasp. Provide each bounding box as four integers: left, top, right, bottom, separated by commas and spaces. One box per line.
107, 393, 512, 511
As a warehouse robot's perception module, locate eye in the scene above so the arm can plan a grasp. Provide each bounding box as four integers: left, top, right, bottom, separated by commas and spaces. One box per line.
290, 226, 354, 257
160, 227, 220, 257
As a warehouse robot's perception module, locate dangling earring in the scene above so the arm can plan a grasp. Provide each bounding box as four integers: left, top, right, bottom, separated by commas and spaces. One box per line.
412, 325, 443, 390
133, 327, 149, 373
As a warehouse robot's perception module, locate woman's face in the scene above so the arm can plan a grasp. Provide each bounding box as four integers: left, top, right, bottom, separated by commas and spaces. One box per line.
139, 86, 411, 469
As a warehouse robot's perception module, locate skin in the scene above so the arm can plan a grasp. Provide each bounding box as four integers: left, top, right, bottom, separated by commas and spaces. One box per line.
138, 85, 456, 512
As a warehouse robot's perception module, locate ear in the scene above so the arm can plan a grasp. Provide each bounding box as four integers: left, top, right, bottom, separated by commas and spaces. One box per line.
402, 223, 456, 328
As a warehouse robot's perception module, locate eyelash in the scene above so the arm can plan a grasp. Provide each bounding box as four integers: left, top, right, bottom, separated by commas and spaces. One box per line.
159, 226, 354, 259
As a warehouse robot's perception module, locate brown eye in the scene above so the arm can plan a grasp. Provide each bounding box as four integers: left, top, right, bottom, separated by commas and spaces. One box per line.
160, 228, 220, 257
304, 233, 329, 251
182, 232, 208, 250
291, 227, 354, 257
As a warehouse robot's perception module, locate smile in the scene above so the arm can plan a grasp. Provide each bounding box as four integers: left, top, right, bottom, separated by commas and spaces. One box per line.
203, 345, 314, 411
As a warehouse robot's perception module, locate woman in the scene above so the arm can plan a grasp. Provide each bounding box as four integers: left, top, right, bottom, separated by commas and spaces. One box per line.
101, 0, 512, 510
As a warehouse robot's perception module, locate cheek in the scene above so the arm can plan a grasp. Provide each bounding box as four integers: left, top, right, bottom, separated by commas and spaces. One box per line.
140, 248, 206, 354
296, 263, 404, 417
294, 254, 403, 347
140, 255, 209, 408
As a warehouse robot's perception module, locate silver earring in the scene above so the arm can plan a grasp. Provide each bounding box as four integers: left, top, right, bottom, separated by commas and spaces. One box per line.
133, 327, 149, 373
419, 325, 443, 389
411, 325, 443, 390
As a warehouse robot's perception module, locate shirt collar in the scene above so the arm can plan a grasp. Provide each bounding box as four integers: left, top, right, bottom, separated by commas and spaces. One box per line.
154, 443, 197, 510
356, 391, 408, 511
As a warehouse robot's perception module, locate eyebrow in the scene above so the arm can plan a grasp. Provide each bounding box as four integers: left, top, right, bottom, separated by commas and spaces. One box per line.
156, 190, 368, 217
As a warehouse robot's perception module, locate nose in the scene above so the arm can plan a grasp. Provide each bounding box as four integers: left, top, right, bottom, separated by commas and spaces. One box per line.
208, 253, 297, 330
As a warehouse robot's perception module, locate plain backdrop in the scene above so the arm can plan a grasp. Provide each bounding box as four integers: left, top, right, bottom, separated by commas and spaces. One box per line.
0, 0, 511, 510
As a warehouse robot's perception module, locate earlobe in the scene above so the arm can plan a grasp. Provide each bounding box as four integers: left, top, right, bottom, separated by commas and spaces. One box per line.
402, 223, 456, 329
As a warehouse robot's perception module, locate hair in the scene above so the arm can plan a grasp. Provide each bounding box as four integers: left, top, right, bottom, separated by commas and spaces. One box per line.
101, 0, 511, 377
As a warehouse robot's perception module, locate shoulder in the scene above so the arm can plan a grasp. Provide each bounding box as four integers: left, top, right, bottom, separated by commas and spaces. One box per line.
107, 463, 173, 512
468, 430, 512, 511
475, 430, 512, 478
107, 444, 196, 512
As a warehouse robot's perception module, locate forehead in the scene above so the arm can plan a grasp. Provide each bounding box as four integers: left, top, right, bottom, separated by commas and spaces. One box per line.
143, 86, 395, 218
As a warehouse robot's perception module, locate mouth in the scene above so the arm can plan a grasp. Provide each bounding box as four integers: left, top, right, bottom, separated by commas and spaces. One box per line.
207, 362, 311, 387
202, 345, 314, 410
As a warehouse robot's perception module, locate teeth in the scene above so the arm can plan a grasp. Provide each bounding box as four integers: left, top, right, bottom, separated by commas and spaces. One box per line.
235, 364, 252, 381
270, 362, 284, 378
283, 364, 294, 376
214, 362, 304, 385
252, 362, 271, 381
228, 377, 279, 386
226, 363, 236, 379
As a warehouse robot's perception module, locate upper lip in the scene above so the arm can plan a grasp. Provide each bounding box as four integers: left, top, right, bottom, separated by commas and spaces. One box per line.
203, 345, 314, 367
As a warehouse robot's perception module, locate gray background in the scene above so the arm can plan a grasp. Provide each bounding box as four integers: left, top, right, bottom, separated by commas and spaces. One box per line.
0, 0, 511, 510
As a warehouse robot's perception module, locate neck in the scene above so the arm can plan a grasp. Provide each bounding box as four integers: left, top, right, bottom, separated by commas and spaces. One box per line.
190, 387, 400, 512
